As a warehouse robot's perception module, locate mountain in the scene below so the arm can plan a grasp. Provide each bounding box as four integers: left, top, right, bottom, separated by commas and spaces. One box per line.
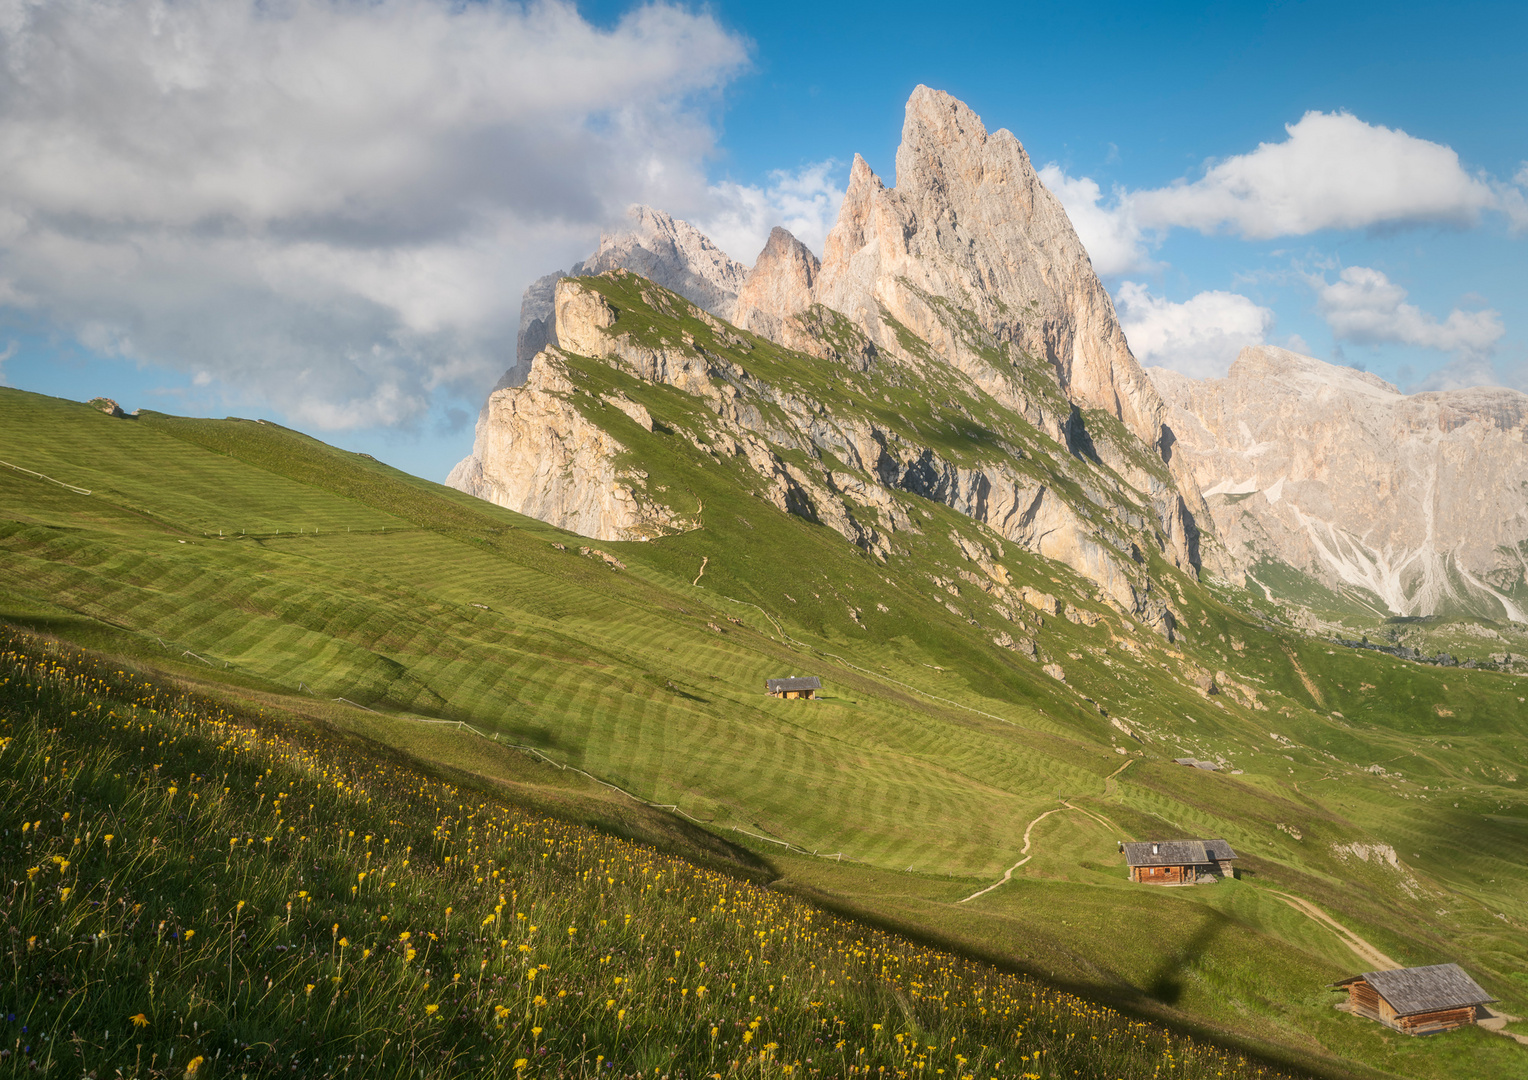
448, 205, 752, 500
1152, 346, 1528, 622
449, 87, 1210, 639
5, 81, 1528, 1080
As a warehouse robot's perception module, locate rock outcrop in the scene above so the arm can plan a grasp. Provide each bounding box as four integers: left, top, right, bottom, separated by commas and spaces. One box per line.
733, 227, 819, 351
1152, 345, 1528, 621
445, 346, 689, 542
501, 206, 751, 381
810, 89, 1165, 449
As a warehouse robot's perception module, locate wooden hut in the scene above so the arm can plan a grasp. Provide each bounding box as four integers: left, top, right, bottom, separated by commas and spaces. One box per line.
1120, 839, 1237, 884
766, 676, 821, 700
1332, 964, 1495, 1035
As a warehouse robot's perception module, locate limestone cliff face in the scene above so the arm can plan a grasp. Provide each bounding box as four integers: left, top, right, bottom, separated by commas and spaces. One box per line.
1152, 346, 1528, 621
502, 205, 751, 381
444, 346, 688, 542
811, 90, 1165, 446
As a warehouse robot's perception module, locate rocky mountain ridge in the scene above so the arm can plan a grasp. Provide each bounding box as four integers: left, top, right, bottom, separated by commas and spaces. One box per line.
450, 87, 1210, 641
455, 268, 1186, 637
451, 85, 1524, 633
1152, 345, 1528, 622
501, 206, 751, 392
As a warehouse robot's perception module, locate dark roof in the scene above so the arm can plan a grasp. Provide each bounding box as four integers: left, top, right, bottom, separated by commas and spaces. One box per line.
1120, 839, 1238, 866
1122, 840, 1207, 866
1202, 838, 1238, 860
766, 676, 821, 692
1333, 964, 1495, 1016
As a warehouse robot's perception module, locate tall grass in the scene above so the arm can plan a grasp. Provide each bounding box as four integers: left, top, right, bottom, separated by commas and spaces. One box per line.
0, 627, 1299, 1079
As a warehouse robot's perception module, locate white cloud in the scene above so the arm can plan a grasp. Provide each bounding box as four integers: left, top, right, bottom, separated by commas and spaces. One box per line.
1312, 266, 1503, 357
1043, 112, 1520, 272
1134, 111, 1499, 238
1115, 282, 1274, 379
0, 338, 16, 384
699, 161, 846, 264
0, 0, 748, 429
1036, 165, 1150, 275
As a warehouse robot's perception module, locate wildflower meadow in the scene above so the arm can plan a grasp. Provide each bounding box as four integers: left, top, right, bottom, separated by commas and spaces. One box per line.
0, 627, 1300, 1079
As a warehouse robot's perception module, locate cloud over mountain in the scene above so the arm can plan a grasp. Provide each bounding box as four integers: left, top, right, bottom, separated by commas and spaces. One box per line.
1115, 283, 1274, 379
0, 0, 748, 429
1312, 266, 1504, 357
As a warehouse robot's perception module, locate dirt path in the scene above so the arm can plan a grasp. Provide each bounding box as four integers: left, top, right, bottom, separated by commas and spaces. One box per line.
1269, 890, 1399, 970
1477, 1008, 1528, 1046
1064, 800, 1119, 833
957, 806, 1069, 904
692, 555, 708, 587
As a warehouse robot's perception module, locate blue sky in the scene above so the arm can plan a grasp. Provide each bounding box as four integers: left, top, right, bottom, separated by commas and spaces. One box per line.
1, 0, 1523, 481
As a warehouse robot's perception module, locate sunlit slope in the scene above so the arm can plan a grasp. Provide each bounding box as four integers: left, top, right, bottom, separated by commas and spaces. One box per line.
0, 388, 1144, 875
2, 375, 1527, 1079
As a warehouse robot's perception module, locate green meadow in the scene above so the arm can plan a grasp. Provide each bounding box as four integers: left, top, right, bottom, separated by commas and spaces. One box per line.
1, 358, 1525, 1080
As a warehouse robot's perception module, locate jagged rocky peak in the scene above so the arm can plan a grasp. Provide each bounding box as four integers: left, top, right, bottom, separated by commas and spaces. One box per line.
733, 226, 820, 348
1153, 345, 1528, 621
803, 86, 1169, 454
580, 205, 749, 324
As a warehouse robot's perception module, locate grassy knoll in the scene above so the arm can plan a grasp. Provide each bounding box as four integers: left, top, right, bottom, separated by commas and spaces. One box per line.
1, 628, 1299, 1080
2, 362, 1526, 1080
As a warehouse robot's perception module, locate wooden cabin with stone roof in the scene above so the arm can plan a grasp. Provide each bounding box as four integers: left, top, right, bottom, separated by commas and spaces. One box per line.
1120, 839, 1237, 884
1332, 964, 1495, 1035
766, 676, 821, 700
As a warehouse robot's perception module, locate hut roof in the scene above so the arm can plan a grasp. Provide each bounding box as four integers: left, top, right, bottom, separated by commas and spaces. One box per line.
766, 676, 821, 693
1120, 839, 1237, 866
1201, 838, 1238, 860
1122, 840, 1207, 866
1333, 964, 1495, 1016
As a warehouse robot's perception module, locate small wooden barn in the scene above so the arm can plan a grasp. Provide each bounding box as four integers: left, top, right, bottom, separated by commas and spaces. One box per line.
766, 676, 821, 700
1332, 964, 1495, 1035
1120, 839, 1238, 884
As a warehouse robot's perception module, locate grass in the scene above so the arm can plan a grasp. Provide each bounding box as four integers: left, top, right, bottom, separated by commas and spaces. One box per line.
1, 627, 1302, 1080
1, 271, 1526, 1080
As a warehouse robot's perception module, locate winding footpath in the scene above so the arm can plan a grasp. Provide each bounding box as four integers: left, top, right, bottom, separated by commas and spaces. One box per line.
957, 805, 1070, 903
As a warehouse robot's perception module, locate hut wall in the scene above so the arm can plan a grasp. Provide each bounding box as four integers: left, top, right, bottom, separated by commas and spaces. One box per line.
1398, 1006, 1477, 1035
1347, 982, 1384, 1020
1347, 981, 1479, 1035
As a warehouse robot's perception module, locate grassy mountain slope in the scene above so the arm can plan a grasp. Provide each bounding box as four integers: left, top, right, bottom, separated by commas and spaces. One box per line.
1, 293, 1525, 1080
5, 628, 1287, 1080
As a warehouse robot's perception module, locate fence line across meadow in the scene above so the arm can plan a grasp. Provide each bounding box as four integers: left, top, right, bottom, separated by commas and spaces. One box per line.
0, 458, 92, 496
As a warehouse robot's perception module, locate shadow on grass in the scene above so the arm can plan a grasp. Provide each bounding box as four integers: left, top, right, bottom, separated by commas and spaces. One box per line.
778, 881, 1360, 1080
1145, 915, 1225, 1006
